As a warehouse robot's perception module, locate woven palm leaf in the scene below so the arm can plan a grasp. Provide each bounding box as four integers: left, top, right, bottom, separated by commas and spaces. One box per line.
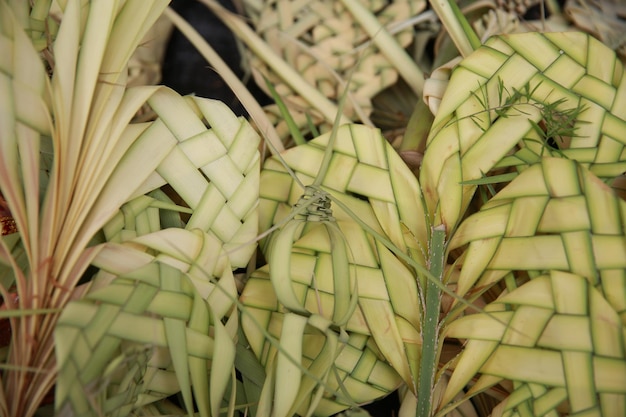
260, 123, 428, 261
244, 0, 425, 137
120, 90, 261, 268
21, 0, 61, 51
439, 158, 626, 416
96, 89, 260, 268
53, 85, 260, 416
38, 3, 260, 413
445, 269, 625, 416
240, 232, 406, 416
449, 157, 626, 314
0, 1, 179, 415
240, 124, 430, 415
56, 229, 239, 417
419, 32, 626, 233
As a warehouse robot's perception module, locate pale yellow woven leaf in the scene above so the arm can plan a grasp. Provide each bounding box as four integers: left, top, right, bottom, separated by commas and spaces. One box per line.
104, 90, 261, 269
449, 157, 626, 318
246, 0, 426, 137
444, 271, 625, 416
56, 230, 238, 417
420, 32, 626, 233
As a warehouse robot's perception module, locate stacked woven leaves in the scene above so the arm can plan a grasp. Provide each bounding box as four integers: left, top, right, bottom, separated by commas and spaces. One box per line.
241, 31, 626, 417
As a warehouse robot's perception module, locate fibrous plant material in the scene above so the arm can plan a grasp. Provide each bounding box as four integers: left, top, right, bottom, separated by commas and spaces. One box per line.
241, 0, 427, 137
415, 31, 626, 416
4, 0, 626, 415
109, 92, 262, 269
0, 0, 172, 415
443, 161, 626, 416
55, 89, 261, 416
56, 231, 241, 417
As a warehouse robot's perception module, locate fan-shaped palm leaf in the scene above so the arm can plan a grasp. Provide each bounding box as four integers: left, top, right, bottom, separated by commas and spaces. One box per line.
0, 1, 168, 415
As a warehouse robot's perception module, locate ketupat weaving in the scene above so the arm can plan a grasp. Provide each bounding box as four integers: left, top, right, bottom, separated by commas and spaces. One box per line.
241, 124, 428, 415
244, 0, 426, 136
421, 32, 626, 416
420, 32, 626, 233
54, 89, 261, 416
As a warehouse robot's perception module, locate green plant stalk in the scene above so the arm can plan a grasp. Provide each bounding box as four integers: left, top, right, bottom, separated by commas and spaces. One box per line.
428, 0, 480, 57
263, 76, 306, 146
416, 224, 446, 417
311, 70, 355, 188
329, 195, 500, 316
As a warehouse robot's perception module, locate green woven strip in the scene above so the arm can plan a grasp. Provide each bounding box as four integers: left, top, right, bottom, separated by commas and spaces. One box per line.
420, 32, 626, 232
260, 124, 427, 263
449, 158, 626, 324
55, 230, 238, 417
240, 264, 403, 415
446, 270, 625, 416
240, 124, 430, 413
110, 92, 260, 268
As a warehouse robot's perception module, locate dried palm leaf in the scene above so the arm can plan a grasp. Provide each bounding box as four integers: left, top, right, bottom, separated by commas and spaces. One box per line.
238, 0, 426, 138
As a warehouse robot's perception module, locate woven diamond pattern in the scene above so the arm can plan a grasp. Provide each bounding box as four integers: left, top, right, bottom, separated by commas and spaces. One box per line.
241, 254, 404, 415
449, 157, 626, 324
55, 231, 238, 417
260, 124, 427, 262
420, 32, 626, 231
248, 0, 425, 135
105, 91, 260, 268
445, 270, 626, 416
240, 124, 429, 411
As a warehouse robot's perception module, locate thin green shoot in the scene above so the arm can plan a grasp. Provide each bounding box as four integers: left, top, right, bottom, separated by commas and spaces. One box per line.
416, 225, 446, 417
330, 366, 370, 416
263, 76, 307, 146
448, 78, 587, 159
259, 132, 307, 192
311, 64, 357, 189
306, 114, 320, 138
